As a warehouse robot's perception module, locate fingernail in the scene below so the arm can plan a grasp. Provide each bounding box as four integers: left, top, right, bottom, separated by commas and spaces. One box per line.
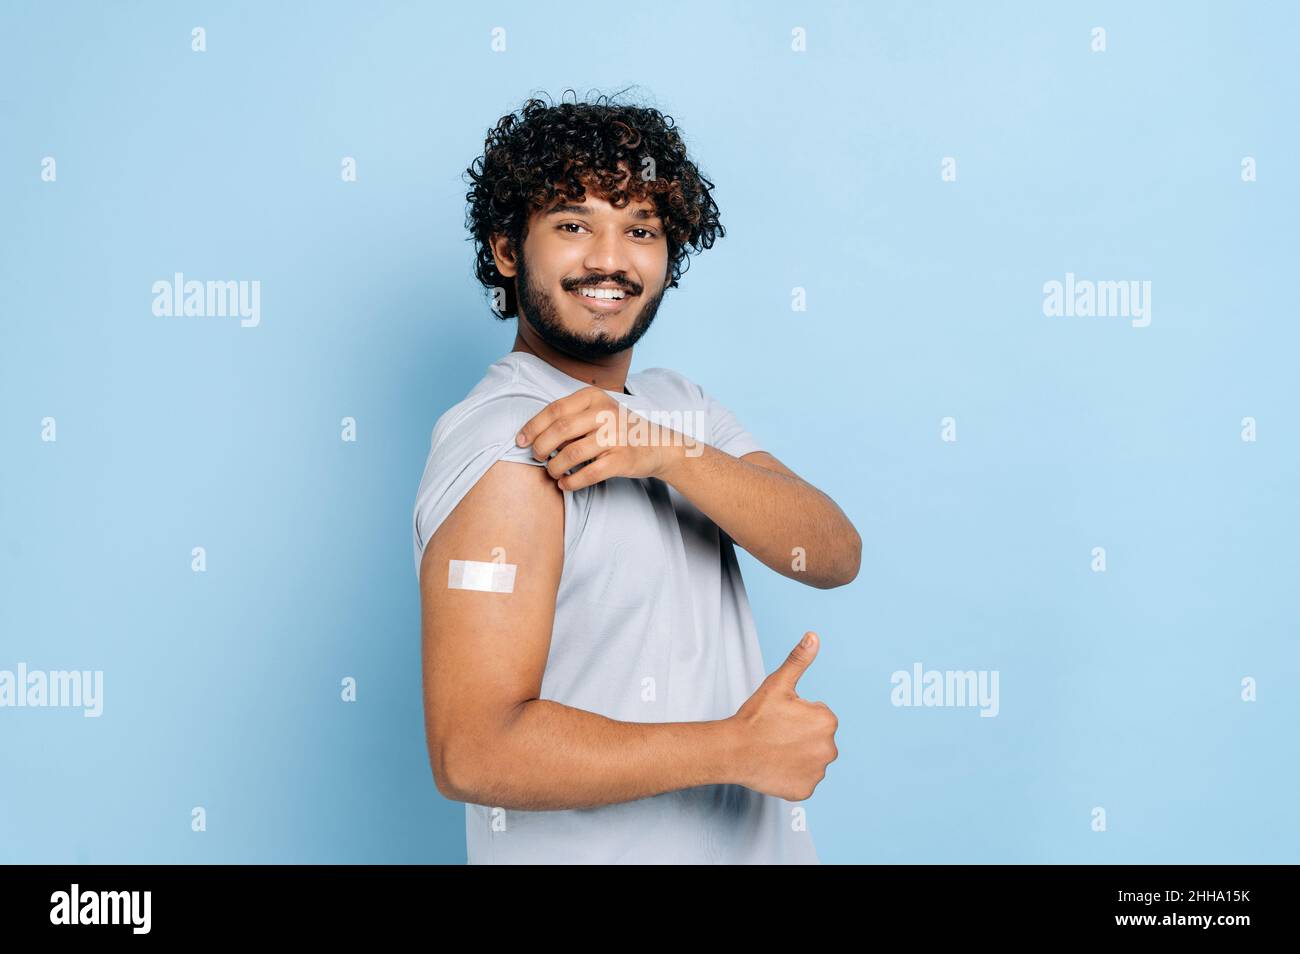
515, 432, 526, 446
801, 632, 814, 648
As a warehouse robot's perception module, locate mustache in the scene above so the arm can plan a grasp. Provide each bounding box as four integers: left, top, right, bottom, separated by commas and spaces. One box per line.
564, 276, 641, 296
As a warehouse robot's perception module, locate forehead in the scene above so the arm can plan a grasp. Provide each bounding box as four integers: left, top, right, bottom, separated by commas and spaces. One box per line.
542, 193, 660, 218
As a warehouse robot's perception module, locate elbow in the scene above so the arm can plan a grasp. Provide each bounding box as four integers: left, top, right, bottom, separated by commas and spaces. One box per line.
821, 527, 862, 589
428, 702, 531, 804
845, 529, 862, 584
428, 730, 482, 803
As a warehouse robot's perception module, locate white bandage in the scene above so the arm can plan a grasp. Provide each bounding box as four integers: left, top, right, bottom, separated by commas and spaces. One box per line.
447, 559, 517, 593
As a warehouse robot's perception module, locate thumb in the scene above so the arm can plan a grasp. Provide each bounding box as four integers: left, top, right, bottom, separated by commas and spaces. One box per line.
768, 631, 819, 694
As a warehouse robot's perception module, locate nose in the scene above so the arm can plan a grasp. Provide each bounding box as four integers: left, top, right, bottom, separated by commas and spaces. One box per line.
583, 224, 633, 277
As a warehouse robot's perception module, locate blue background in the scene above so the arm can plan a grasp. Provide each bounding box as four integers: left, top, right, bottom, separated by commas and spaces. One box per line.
1, 0, 1296, 863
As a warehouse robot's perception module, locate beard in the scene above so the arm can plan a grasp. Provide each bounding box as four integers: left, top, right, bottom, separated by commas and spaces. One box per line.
515, 249, 666, 361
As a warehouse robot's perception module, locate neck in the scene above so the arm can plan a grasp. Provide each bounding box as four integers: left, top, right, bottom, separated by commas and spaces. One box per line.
511, 328, 632, 393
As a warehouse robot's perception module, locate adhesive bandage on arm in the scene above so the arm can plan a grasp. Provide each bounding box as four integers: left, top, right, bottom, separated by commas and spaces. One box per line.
447, 559, 517, 593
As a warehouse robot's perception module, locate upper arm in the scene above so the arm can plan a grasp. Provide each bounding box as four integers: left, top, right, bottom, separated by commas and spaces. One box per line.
418, 458, 565, 799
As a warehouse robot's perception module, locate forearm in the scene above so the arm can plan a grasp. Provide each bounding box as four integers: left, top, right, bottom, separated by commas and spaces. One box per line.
662, 442, 860, 587
447, 699, 745, 811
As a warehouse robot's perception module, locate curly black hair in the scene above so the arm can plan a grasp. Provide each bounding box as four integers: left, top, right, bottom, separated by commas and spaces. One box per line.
464, 89, 725, 319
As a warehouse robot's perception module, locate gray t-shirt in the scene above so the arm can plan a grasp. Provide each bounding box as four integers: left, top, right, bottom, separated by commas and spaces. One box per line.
412, 350, 820, 864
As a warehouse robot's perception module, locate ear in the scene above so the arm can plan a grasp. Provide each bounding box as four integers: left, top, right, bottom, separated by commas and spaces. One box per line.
489, 232, 518, 278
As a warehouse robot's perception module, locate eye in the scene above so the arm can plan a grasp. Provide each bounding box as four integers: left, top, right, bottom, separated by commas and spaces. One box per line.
629, 227, 658, 240
558, 222, 588, 234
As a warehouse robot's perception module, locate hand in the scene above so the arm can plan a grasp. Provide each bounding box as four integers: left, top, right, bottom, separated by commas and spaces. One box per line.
515, 386, 685, 491
728, 631, 839, 800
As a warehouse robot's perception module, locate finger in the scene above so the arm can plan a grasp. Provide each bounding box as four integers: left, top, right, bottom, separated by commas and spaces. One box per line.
768, 631, 819, 694
558, 454, 613, 492
515, 387, 599, 450
530, 408, 603, 463
546, 434, 604, 479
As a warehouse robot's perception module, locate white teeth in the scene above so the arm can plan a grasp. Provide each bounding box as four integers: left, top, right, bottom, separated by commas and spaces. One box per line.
577, 287, 625, 300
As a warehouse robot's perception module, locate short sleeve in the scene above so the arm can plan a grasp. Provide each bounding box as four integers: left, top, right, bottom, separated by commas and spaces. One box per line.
411, 394, 548, 579
702, 387, 764, 459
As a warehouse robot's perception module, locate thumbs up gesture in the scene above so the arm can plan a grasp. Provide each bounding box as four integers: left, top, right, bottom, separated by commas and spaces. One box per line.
728, 631, 839, 801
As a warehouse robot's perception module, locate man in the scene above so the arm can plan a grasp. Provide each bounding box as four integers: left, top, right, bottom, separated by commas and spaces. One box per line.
412, 94, 860, 863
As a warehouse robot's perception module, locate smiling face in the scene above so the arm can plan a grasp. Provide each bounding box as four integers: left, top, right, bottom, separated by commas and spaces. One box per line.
491, 180, 671, 361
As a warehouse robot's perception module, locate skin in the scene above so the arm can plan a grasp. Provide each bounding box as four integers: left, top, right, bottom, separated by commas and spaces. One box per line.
420, 170, 859, 811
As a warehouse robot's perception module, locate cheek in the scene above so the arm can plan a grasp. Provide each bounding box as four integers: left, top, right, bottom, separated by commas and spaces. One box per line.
634, 249, 670, 290
522, 233, 576, 285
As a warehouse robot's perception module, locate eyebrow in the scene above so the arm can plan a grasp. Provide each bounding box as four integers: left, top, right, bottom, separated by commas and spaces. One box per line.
544, 201, 660, 221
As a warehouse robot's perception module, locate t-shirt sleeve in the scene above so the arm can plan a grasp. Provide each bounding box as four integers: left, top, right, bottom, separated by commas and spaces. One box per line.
701, 387, 764, 459
411, 393, 549, 579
